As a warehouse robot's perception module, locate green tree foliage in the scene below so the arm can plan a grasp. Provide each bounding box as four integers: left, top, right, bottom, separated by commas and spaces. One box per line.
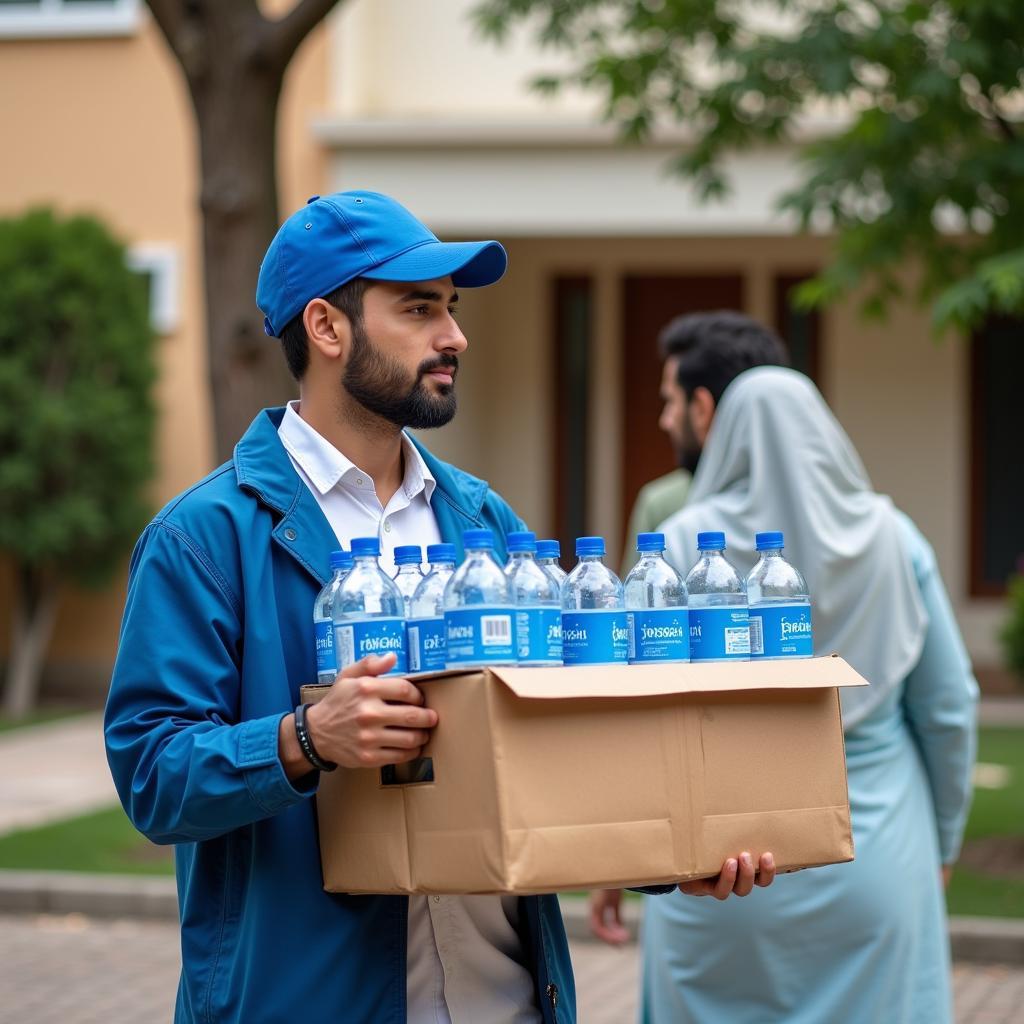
0, 209, 156, 716
474, 0, 1024, 331
1001, 570, 1024, 688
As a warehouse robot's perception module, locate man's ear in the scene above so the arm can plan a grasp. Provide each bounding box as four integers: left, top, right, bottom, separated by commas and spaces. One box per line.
690, 386, 717, 445
303, 298, 349, 363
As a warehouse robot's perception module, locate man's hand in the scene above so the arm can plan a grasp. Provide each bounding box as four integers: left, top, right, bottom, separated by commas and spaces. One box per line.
679, 852, 776, 900
279, 653, 438, 780
589, 889, 630, 946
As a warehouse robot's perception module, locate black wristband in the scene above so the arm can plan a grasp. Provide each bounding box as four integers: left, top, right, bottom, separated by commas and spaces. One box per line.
294, 702, 337, 772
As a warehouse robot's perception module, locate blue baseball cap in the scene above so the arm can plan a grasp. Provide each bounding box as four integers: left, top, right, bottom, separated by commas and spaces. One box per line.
257, 190, 508, 337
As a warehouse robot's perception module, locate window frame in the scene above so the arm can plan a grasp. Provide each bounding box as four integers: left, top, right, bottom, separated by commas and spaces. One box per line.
126, 243, 180, 336
0, 0, 140, 40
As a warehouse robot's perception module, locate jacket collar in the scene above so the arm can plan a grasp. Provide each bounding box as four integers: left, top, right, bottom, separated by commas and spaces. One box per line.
233, 408, 493, 583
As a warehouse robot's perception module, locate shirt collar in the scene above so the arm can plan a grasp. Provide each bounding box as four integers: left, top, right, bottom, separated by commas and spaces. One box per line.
278, 400, 436, 502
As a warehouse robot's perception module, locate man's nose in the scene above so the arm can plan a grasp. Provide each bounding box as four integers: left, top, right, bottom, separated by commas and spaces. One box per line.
437, 313, 468, 354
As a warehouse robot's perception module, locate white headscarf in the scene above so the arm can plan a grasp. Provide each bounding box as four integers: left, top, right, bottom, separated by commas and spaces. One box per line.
658, 366, 928, 730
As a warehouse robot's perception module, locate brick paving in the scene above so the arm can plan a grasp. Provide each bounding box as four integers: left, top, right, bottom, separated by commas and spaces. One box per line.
0, 913, 1022, 1024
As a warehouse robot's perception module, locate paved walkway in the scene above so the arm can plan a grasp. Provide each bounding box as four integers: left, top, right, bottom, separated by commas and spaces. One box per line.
0, 713, 114, 835
0, 912, 1020, 1024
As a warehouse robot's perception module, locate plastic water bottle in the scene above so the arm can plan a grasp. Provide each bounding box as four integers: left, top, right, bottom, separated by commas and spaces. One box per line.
392, 544, 425, 615
333, 536, 407, 675
505, 531, 562, 666
536, 539, 568, 588
407, 543, 457, 673
561, 536, 628, 666
624, 533, 689, 664
442, 529, 515, 668
684, 532, 750, 662
313, 550, 352, 684
746, 531, 813, 659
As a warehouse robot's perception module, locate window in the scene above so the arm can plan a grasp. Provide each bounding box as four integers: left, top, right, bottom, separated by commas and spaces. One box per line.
552, 277, 592, 557
127, 244, 179, 336
774, 274, 823, 387
969, 317, 1024, 596
0, 0, 140, 39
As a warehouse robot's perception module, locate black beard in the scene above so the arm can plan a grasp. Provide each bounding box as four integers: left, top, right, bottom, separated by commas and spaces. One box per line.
678, 412, 702, 475
342, 322, 458, 430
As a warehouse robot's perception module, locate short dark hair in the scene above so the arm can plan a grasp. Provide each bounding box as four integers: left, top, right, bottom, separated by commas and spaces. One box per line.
277, 277, 368, 380
657, 310, 790, 404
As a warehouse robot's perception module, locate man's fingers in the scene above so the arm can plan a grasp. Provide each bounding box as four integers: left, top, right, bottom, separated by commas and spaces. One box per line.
731, 852, 755, 898
712, 858, 739, 900
756, 852, 776, 887
366, 676, 429, 706
338, 652, 398, 680
381, 727, 432, 750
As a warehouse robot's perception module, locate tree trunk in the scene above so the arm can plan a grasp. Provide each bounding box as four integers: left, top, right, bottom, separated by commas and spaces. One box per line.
4, 565, 59, 719
194, 66, 298, 463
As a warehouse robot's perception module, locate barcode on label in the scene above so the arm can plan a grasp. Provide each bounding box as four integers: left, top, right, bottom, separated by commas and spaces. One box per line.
408, 626, 421, 671
747, 616, 764, 656
481, 614, 512, 646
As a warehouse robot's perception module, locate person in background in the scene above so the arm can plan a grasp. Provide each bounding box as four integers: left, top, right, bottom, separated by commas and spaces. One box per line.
600, 358, 978, 1023
620, 311, 788, 576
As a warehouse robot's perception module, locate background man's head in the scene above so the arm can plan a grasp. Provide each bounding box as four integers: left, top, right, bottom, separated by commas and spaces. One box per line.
657, 310, 790, 473
257, 191, 507, 431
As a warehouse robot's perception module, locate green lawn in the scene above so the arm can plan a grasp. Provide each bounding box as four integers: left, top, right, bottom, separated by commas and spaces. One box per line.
945, 726, 1024, 919
0, 708, 90, 735
0, 805, 174, 875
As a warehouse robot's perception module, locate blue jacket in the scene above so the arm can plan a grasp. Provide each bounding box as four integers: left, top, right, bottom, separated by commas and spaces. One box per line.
105, 407, 576, 1024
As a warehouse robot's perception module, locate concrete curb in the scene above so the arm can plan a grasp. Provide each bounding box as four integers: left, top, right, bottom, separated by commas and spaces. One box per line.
0, 872, 1020, 965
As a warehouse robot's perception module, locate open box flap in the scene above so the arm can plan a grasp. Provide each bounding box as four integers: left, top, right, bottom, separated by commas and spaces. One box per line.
486, 654, 868, 700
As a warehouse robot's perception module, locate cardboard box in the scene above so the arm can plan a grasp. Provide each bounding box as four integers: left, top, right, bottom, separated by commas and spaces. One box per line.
301, 654, 866, 895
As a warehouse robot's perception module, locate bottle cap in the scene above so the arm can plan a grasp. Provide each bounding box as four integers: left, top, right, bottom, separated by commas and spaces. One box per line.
636, 532, 665, 553
351, 536, 381, 557
462, 528, 495, 550
329, 550, 349, 571
696, 531, 726, 551
755, 531, 785, 551
507, 531, 537, 553
536, 539, 561, 560
575, 536, 606, 557
393, 544, 423, 565
426, 543, 456, 564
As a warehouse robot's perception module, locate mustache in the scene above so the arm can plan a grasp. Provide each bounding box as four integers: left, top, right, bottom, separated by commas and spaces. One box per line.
418, 354, 459, 380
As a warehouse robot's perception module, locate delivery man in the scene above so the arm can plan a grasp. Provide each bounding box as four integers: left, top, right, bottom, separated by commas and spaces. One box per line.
105, 191, 774, 1024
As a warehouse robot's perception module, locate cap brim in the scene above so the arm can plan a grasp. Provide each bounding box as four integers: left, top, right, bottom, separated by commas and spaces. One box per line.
361, 239, 507, 288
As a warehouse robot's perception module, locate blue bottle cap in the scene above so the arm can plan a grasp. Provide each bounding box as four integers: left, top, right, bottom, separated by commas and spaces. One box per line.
329, 549, 348, 570
755, 531, 785, 551
696, 531, 726, 551
393, 544, 423, 565
426, 543, 456, 563
462, 528, 495, 549
536, 539, 561, 560
351, 536, 381, 557
636, 532, 665, 552
575, 536, 606, 557
507, 531, 537, 553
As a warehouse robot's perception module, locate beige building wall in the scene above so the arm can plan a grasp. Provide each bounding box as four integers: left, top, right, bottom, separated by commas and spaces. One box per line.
0, 7, 333, 694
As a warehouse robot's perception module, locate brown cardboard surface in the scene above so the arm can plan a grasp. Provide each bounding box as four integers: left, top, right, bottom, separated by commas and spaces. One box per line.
302, 655, 862, 895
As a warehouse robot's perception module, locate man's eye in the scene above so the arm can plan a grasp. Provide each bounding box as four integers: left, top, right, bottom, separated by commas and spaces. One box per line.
408, 305, 429, 315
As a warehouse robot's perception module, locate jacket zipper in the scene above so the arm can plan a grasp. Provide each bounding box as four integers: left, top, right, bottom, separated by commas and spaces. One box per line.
546, 982, 559, 1023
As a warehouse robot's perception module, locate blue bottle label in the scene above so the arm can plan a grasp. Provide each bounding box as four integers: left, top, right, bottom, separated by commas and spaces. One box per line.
515, 607, 563, 664
688, 607, 751, 661
627, 608, 690, 664
407, 616, 447, 673
314, 618, 336, 677
561, 610, 629, 666
748, 603, 813, 659
335, 617, 408, 675
444, 606, 516, 666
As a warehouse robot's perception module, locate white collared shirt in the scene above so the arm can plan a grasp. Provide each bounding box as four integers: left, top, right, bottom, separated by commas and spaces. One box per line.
278, 401, 540, 1024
